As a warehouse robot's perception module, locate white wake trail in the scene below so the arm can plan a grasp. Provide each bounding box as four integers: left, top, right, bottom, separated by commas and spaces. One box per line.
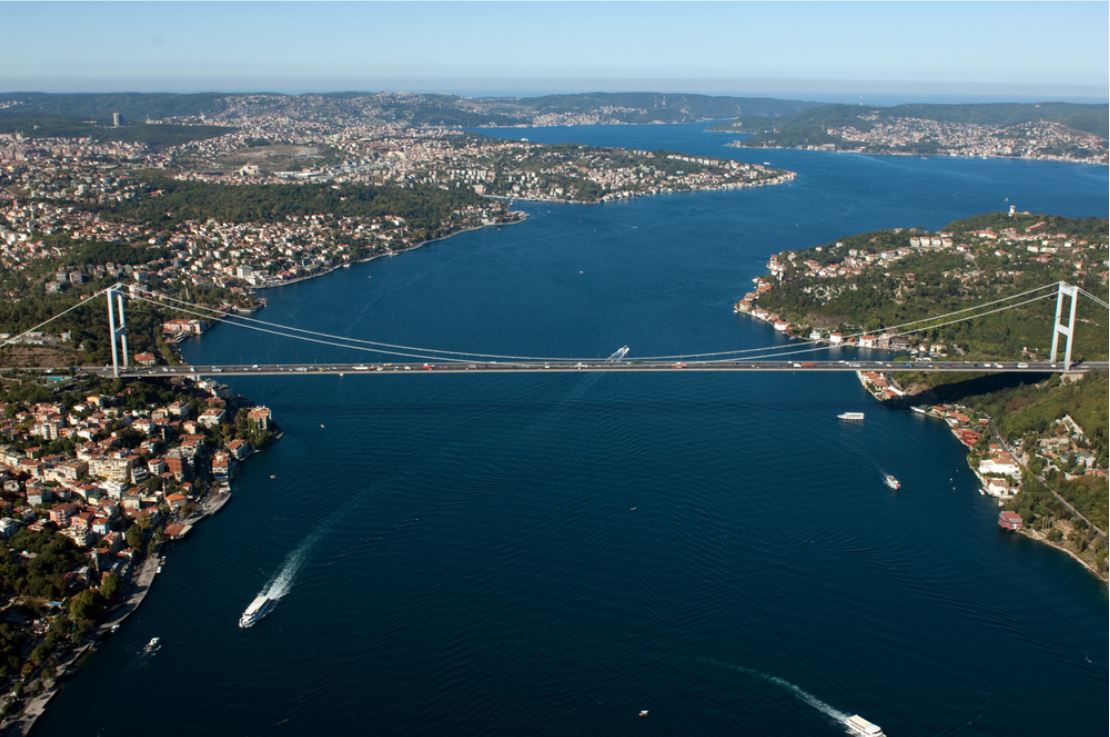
261, 540, 310, 600
703, 660, 851, 726
257, 517, 333, 602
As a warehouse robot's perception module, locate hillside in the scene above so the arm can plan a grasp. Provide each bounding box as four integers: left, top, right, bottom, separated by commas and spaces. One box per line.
724, 102, 1108, 162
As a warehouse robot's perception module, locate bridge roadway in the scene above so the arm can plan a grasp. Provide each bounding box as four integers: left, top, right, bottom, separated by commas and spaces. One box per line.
86, 359, 1106, 378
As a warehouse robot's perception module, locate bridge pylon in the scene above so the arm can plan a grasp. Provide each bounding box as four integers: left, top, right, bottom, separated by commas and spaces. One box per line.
106, 285, 129, 378
1049, 282, 1078, 372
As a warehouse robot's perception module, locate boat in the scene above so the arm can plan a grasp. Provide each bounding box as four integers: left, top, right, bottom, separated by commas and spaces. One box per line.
110, 624, 120, 633
144, 636, 161, 653
638, 710, 650, 717
837, 411, 865, 421
883, 473, 901, 490
238, 595, 276, 628
845, 714, 886, 737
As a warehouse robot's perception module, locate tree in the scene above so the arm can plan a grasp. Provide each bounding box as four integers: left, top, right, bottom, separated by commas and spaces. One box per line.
124, 524, 143, 550
99, 572, 121, 601
66, 588, 102, 637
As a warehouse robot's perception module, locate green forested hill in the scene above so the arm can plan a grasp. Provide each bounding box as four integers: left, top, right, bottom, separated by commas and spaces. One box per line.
752, 213, 1109, 364
99, 177, 484, 229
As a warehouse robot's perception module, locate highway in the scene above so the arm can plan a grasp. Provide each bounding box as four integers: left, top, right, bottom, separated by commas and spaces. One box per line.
72, 359, 1106, 378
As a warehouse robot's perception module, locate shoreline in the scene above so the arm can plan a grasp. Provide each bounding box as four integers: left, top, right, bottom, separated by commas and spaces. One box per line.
2, 210, 549, 726
245, 165, 796, 297
254, 214, 530, 292
736, 308, 1109, 583
0, 416, 277, 736
880, 377, 1108, 583
722, 140, 1106, 167
1019, 527, 1108, 582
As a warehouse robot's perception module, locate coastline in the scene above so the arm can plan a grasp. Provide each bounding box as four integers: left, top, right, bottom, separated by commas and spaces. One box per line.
1019, 527, 1108, 582
0, 402, 278, 736
736, 308, 1109, 583
250, 165, 796, 296
891, 380, 1107, 582
722, 140, 1106, 167
254, 215, 530, 292
2, 211, 531, 730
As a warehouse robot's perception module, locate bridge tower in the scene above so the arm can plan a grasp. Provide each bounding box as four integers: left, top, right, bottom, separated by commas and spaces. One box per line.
106, 285, 129, 377
1049, 282, 1078, 371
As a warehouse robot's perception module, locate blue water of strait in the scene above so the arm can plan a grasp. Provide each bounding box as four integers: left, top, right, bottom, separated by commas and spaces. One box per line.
35, 124, 1107, 737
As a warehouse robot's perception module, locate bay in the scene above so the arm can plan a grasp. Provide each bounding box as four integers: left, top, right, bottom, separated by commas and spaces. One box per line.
34, 124, 1108, 737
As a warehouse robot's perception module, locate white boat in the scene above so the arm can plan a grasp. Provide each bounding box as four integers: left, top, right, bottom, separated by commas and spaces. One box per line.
883, 473, 901, 490
239, 595, 276, 628
837, 411, 865, 421
144, 636, 161, 653
845, 714, 886, 737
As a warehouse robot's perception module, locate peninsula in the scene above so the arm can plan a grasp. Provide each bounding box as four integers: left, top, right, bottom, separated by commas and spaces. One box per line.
1, 93, 794, 361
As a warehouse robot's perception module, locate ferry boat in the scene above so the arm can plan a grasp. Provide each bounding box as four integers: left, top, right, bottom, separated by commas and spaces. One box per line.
845, 714, 886, 737
883, 473, 901, 490
837, 411, 865, 421
239, 595, 276, 628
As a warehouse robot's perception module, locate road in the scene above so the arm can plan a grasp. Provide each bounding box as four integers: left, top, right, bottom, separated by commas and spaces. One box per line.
990, 424, 1108, 539
68, 359, 1107, 378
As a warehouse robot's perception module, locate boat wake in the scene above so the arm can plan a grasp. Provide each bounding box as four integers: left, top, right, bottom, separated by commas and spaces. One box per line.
702, 660, 850, 727
259, 529, 320, 601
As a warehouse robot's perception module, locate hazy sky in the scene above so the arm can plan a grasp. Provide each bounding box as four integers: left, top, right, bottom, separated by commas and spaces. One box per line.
3, 1, 1108, 100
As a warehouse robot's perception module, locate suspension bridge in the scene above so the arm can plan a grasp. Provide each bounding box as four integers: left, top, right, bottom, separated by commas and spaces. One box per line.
0, 280, 1106, 379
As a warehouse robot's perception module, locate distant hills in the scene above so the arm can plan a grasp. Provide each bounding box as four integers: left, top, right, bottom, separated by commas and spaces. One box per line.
0, 91, 1105, 137
0, 91, 823, 127
720, 101, 1109, 144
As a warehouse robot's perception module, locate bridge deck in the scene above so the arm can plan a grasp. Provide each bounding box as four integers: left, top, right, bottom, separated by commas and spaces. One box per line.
79, 359, 1105, 378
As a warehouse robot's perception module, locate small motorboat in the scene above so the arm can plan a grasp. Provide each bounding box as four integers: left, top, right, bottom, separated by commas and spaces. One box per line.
883, 473, 901, 490
144, 637, 161, 654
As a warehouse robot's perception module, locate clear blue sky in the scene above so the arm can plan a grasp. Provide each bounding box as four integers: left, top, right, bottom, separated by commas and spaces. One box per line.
3, 1, 1107, 100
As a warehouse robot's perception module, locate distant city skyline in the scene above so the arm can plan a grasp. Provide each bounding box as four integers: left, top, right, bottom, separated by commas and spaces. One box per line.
2, 1, 1108, 101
